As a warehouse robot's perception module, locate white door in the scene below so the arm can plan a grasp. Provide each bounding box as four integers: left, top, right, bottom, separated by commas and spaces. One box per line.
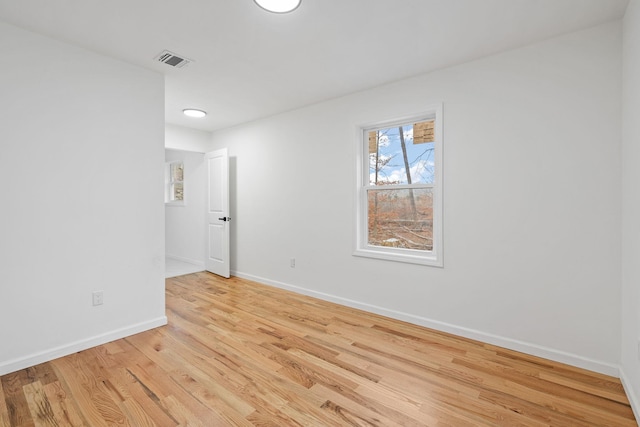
205, 148, 230, 278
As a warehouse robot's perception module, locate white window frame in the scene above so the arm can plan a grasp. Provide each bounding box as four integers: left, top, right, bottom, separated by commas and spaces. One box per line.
354, 105, 443, 267
165, 160, 185, 206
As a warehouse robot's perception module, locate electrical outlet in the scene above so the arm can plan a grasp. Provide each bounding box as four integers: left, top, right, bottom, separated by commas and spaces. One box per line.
290, 258, 295, 268
637, 340, 640, 361
93, 291, 104, 306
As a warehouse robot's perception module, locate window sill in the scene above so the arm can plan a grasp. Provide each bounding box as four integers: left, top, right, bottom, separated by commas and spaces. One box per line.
353, 247, 443, 267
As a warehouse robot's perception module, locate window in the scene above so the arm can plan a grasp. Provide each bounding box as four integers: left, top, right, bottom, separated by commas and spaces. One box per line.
355, 106, 443, 266
165, 161, 185, 205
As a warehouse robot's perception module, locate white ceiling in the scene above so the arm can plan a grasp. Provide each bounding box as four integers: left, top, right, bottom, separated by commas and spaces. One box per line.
0, 0, 630, 132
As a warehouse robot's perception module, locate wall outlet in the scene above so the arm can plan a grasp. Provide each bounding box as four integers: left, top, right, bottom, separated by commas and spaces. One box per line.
637, 340, 640, 361
290, 258, 295, 268
92, 291, 104, 306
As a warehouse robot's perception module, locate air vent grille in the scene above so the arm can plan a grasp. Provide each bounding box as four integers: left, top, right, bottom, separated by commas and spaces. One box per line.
155, 50, 192, 68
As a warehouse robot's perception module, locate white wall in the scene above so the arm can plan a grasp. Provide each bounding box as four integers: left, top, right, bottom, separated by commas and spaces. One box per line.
166, 123, 211, 153
164, 124, 210, 267
0, 22, 166, 375
165, 149, 206, 266
621, 0, 640, 417
211, 22, 623, 374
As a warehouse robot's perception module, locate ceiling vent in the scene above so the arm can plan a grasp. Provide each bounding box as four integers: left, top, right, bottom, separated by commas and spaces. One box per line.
155, 50, 192, 68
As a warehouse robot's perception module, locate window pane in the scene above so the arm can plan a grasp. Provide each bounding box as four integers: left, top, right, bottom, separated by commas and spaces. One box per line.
367, 188, 433, 251
368, 120, 434, 186
172, 182, 184, 201
171, 163, 184, 182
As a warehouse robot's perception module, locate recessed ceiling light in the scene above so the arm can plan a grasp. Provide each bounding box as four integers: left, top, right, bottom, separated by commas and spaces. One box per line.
254, 0, 301, 13
183, 109, 207, 118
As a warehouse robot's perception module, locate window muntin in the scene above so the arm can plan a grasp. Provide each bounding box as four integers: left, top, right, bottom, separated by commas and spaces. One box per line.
356, 107, 443, 266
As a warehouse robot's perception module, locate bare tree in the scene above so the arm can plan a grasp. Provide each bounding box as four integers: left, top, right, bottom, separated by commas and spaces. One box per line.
399, 126, 417, 220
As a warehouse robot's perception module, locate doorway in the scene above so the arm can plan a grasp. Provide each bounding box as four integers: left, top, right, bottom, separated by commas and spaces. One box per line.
165, 148, 206, 278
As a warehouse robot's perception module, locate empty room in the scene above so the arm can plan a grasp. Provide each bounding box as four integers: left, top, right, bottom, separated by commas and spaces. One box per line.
2, 0, 640, 425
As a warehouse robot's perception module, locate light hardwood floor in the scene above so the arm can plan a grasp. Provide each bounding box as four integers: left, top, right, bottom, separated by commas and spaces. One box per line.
0, 272, 636, 426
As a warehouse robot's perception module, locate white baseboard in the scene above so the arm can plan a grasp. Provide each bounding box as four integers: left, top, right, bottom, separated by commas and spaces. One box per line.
619, 368, 640, 424
166, 254, 205, 268
232, 270, 620, 377
0, 316, 167, 376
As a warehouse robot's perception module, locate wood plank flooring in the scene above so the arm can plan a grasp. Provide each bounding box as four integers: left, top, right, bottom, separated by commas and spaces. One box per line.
1, 272, 636, 426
